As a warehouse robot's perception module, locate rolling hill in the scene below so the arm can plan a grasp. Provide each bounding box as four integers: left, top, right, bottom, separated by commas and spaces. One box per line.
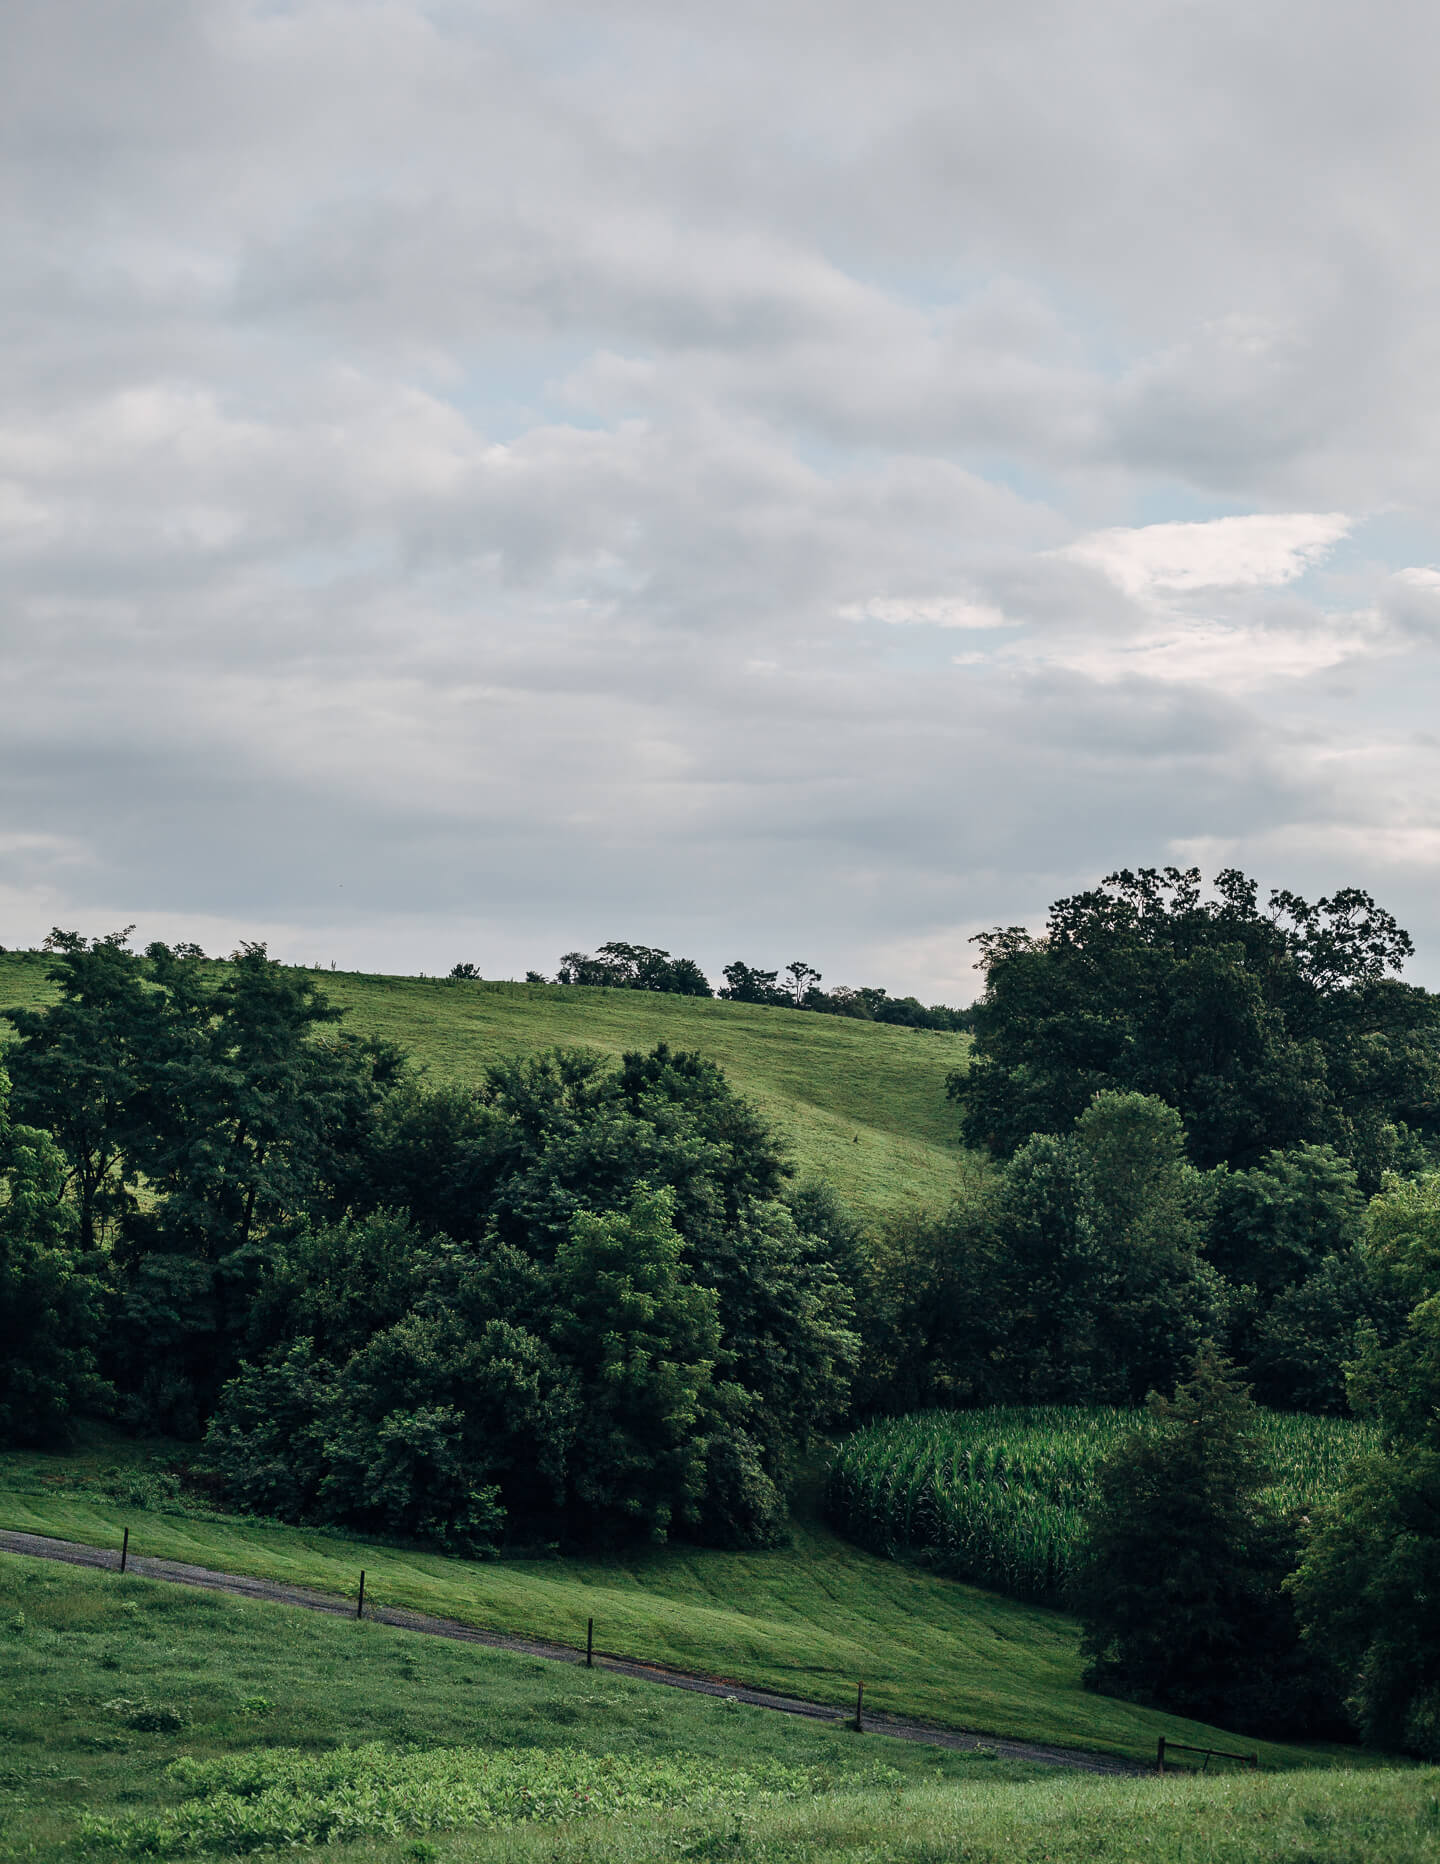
0, 951, 974, 1223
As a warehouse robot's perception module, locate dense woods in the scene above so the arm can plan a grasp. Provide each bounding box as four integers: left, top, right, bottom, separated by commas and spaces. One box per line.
4, 866, 1440, 1752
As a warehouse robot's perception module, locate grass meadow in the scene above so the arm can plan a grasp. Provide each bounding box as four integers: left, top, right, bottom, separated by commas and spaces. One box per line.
0, 1553, 1429, 1864
0, 1431, 1367, 1771
0, 950, 973, 1223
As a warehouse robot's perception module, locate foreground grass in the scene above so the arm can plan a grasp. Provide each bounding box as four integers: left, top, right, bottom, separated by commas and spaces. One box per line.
0, 951, 971, 1222
0, 1433, 1357, 1770
0, 1552, 1028, 1862
0, 1558, 1427, 1864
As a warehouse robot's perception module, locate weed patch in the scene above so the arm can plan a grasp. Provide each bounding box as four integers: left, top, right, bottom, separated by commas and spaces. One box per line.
77, 1743, 900, 1857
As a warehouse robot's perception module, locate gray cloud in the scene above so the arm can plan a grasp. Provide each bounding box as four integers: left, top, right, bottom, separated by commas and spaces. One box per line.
3, 0, 1440, 997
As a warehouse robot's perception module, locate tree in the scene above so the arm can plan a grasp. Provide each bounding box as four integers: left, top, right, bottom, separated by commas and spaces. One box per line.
719, 962, 784, 1005
208, 1043, 859, 1551
1210, 1145, 1364, 1301
987, 1093, 1222, 1404
1290, 1173, 1440, 1755
4, 928, 152, 1250
0, 1064, 107, 1444
1076, 1346, 1332, 1733
551, 1186, 720, 1541
783, 961, 822, 1005
555, 943, 712, 997
951, 867, 1440, 1183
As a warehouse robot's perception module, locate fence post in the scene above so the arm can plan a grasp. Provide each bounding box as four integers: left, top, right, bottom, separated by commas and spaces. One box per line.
119, 1526, 129, 1575
356, 1571, 365, 1620
1156, 1736, 1165, 1774
1249, 1752, 1258, 1770
854, 1680, 864, 1733
586, 1618, 594, 1668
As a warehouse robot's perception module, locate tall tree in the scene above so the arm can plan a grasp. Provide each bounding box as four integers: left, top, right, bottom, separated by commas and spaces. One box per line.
4, 928, 152, 1249
0, 1064, 107, 1444
1076, 1346, 1330, 1732
952, 867, 1440, 1182
1291, 1173, 1440, 1756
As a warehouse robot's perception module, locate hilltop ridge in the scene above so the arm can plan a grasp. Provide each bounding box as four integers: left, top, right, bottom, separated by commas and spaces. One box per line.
0, 952, 973, 1222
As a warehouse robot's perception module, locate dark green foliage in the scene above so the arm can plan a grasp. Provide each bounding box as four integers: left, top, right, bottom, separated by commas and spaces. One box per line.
1075, 1348, 1335, 1734
555, 944, 713, 996
0, 1067, 107, 1445
719, 962, 968, 1031
1244, 1250, 1407, 1415
856, 1093, 1221, 1412
207, 1045, 859, 1551
4, 928, 151, 1250
1291, 1173, 1440, 1755
2, 934, 401, 1435
1210, 1145, 1364, 1299
951, 867, 1440, 1183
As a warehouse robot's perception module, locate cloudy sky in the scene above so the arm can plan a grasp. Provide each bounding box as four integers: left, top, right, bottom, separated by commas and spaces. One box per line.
4, 0, 1440, 999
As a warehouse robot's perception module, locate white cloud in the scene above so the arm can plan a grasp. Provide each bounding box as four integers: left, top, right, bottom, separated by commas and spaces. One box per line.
841, 596, 1011, 628
1060, 513, 1353, 598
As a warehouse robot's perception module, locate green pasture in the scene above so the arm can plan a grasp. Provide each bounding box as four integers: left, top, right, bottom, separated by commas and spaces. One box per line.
0, 950, 972, 1223
0, 1555, 1424, 1864
0, 1550, 1029, 1863
0, 1433, 1363, 1771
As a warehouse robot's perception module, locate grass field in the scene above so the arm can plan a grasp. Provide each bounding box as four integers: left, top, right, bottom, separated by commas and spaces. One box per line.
0, 951, 972, 1223
0, 1431, 1365, 1772
0, 1555, 1428, 1864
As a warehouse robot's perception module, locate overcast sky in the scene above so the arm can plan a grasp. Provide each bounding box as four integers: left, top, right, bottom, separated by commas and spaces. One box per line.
4, 0, 1440, 999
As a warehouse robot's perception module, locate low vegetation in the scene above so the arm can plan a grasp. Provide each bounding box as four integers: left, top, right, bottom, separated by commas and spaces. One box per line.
826, 1404, 1375, 1604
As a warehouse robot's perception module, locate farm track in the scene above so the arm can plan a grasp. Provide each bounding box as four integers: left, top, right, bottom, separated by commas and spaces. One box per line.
0, 1527, 1138, 1776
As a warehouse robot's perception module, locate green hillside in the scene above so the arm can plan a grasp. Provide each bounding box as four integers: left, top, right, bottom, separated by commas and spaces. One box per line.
2, 1553, 1424, 1864
0, 1433, 1354, 1771
0, 951, 973, 1222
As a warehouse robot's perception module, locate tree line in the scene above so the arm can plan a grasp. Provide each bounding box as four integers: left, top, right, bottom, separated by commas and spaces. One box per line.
466, 939, 972, 1031
936, 867, 1440, 1756
0, 932, 859, 1552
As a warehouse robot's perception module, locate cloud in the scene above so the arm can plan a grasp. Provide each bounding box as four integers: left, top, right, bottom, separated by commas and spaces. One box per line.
1, 0, 1439, 995
1060, 514, 1353, 598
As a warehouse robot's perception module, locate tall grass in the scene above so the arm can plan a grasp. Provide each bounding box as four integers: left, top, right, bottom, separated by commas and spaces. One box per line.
825, 1407, 1377, 1605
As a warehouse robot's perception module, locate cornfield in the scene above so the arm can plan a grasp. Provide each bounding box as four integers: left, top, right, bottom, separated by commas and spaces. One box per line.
824, 1406, 1377, 1606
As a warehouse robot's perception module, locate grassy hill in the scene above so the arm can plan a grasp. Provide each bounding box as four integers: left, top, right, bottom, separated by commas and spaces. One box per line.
0, 1432, 1364, 1773
0, 951, 974, 1223
3, 1552, 1428, 1864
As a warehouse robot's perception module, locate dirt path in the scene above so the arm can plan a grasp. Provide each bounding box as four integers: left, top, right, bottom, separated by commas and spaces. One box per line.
0, 1526, 1139, 1776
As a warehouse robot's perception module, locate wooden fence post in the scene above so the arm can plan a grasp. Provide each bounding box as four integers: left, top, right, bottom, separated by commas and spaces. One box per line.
854, 1680, 864, 1732
1156, 1736, 1166, 1774
586, 1618, 594, 1668
356, 1571, 365, 1620
120, 1527, 129, 1575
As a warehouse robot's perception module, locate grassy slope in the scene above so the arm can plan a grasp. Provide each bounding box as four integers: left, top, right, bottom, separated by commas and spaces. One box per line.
0, 1550, 1032, 1864
1, 1557, 1428, 1864
0, 1435, 1359, 1772
0, 951, 972, 1223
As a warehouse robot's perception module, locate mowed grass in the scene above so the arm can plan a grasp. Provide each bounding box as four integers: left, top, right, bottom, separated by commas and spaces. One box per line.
0, 1559, 1426, 1864
0, 1435, 1360, 1771
0, 951, 972, 1223
0, 1550, 1035, 1863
